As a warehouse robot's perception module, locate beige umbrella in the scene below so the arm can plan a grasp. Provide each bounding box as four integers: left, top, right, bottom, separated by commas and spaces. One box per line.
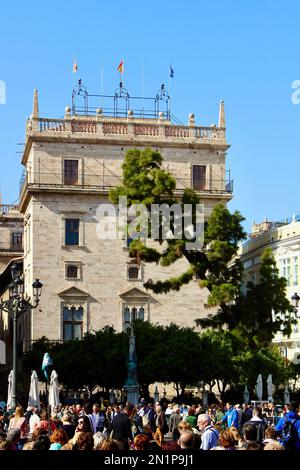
7, 370, 13, 410
48, 370, 60, 413
255, 374, 263, 401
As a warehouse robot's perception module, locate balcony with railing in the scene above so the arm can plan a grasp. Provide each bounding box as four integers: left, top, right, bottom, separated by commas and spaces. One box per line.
0, 204, 20, 215
19, 167, 233, 199
0, 240, 23, 253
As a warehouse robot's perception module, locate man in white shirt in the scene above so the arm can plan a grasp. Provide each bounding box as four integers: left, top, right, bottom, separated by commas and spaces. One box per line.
29, 407, 40, 436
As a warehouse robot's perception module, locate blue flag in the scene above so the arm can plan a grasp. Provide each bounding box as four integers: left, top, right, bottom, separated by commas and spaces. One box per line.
169, 65, 174, 78
41, 352, 53, 381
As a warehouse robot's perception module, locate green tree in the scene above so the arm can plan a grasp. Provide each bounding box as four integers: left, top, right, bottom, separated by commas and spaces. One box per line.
132, 320, 166, 399
198, 330, 239, 397
110, 147, 296, 345
234, 345, 294, 394
22, 327, 128, 392
162, 323, 203, 397
198, 249, 296, 349
133, 320, 204, 398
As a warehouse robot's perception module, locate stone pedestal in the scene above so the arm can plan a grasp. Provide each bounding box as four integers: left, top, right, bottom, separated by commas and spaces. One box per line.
243, 385, 250, 404
283, 385, 290, 404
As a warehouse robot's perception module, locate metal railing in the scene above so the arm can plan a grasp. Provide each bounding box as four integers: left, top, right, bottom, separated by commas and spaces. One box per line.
19, 170, 233, 195
0, 241, 23, 252
0, 204, 19, 214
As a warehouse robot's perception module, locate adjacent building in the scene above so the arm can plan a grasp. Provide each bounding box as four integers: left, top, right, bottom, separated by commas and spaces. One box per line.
0, 206, 23, 393
0, 204, 23, 273
240, 215, 300, 363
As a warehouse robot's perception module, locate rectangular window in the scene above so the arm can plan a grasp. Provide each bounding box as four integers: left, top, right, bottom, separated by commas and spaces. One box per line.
66, 265, 78, 279
11, 232, 22, 249
243, 259, 253, 270
128, 266, 139, 279
65, 219, 79, 245
281, 258, 291, 286
192, 165, 206, 190
293, 256, 298, 286
286, 258, 291, 286
64, 160, 78, 185
63, 305, 83, 340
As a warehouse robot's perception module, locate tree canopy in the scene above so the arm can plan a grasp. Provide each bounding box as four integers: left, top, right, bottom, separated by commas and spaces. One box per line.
110, 147, 296, 346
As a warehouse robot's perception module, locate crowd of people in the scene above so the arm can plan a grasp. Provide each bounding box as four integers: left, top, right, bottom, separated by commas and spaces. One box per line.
0, 399, 300, 451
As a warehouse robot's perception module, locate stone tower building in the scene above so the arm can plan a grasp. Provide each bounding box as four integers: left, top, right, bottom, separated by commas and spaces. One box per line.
18, 83, 233, 348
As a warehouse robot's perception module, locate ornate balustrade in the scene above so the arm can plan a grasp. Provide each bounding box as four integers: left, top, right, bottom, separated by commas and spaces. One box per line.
29, 118, 226, 142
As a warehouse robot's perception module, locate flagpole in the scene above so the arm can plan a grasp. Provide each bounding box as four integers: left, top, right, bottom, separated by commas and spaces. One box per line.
73, 57, 76, 86
142, 58, 145, 118
73, 56, 78, 90
100, 58, 104, 108
168, 68, 171, 120
119, 58, 122, 87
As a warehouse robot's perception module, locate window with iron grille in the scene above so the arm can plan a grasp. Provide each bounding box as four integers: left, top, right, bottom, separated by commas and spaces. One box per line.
66, 265, 78, 279
192, 165, 206, 190
128, 266, 139, 279
64, 160, 79, 185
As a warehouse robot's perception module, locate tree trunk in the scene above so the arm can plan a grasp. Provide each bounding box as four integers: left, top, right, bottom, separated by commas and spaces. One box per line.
209, 380, 216, 394
174, 382, 180, 398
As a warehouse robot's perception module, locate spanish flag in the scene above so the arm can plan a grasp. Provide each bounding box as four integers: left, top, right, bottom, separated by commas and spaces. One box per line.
73, 59, 78, 73
117, 60, 124, 74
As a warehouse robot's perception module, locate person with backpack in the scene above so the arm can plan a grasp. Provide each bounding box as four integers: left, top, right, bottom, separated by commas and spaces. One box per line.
243, 406, 267, 444
275, 401, 300, 450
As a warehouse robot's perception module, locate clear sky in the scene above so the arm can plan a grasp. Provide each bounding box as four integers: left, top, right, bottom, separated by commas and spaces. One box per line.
0, 0, 299, 233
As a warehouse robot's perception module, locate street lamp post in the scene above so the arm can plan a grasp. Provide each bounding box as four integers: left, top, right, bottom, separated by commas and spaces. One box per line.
0, 263, 43, 410
291, 292, 300, 316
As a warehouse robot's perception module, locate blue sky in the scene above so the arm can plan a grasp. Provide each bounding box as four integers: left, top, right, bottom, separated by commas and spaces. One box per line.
0, 0, 299, 233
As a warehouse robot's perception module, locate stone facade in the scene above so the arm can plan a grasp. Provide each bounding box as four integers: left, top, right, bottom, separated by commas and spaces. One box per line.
17, 89, 233, 348
239, 215, 300, 363
0, 205, 23, 274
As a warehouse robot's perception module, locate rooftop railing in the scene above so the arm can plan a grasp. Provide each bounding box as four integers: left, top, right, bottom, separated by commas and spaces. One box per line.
26, 116, 226, 143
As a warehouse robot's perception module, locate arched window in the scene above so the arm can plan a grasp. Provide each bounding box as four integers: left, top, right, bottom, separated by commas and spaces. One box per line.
138, 307, 145, 321
123, 305, 146, 330
131, 307, 137, 321
124, 307, 130, 323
